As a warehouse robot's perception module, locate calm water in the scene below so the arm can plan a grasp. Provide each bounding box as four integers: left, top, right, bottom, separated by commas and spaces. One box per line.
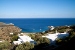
0, 18, 75, 32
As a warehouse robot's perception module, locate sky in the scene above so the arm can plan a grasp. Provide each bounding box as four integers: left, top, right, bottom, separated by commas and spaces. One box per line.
0, 0, 75, 18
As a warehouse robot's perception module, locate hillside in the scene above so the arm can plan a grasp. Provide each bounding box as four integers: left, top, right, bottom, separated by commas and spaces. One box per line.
0, 22, 22, 42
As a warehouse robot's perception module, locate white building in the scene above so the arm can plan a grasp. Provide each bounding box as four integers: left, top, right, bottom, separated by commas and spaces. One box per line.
42, 30, 69, 42
13, 41, 22, 45
10, 33, 13, 35
13, 35, 35, 45
0, 41, 3, 42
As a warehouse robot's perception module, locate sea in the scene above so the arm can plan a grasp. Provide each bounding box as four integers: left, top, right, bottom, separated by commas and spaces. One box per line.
0, 18, 75, 33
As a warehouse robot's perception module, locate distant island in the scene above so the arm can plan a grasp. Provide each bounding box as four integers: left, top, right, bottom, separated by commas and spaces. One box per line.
0, 22, 75, 50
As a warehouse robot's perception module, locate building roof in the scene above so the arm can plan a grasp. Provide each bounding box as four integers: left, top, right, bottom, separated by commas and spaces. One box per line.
42, 32, 69, 41
19, 35, 34, 42
13, 41, 22, 45
13, 35, 35, 45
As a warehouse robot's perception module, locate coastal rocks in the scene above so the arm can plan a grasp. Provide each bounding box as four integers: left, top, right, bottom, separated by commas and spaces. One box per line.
48, 26, 55, 30
0, 22, 22, 42
0, 22, 14, 27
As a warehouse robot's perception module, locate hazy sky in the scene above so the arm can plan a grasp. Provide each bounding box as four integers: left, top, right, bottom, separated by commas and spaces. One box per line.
0, 0, 75, 18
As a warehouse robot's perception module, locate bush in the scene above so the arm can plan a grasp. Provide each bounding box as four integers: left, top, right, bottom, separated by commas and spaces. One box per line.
43, 37, 50, 44
28, 34, 50, 45
16, 42, 34, 50
11, 35, 18, 42
0, 41, 11, 50
34, 37, 50, 50
35, 36, 50, 45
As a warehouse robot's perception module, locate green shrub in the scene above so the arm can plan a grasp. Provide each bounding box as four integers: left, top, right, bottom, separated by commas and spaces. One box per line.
11, 35, 18, 42
16, 42, 34, 50
0, 41, 11, 50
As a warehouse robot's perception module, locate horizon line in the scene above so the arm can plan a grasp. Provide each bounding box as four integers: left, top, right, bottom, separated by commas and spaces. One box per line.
0, 18, 75, 19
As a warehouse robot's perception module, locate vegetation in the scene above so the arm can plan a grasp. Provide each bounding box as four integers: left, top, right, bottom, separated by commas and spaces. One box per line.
35, 36, 50, 45
11, 35, 18, 42
28, 33, 50, 44
34, 37, 50, 50
0, 41, 11, 50
54, 25, 75, 50
28, 33, 50, 50
16, 42, 34, 50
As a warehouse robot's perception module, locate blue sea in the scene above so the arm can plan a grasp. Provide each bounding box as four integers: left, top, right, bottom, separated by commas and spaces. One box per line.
0, 18, 75, 33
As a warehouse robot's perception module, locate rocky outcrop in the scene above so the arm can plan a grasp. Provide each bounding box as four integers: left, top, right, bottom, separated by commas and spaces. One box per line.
0, 22, 22, 42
